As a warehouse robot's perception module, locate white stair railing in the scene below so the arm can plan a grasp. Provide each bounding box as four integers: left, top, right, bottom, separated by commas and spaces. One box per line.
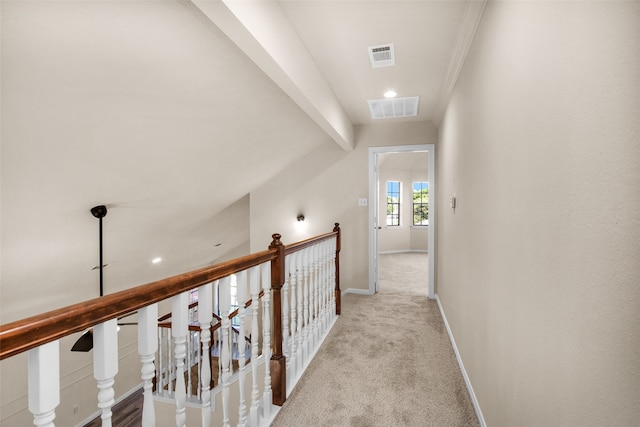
236, 270, 248, 427
248, 265, 262, 426
281, 234, 339, 391
94, 319, 118, 427
261, 263, 274, 420
138, 304, 158, 427
28, 340, 59, 427
287, 251, 298, 382
1, 225, 341, 427
197, 283, 213, 427
154, 260, 277, 425
172, 292, 189, 427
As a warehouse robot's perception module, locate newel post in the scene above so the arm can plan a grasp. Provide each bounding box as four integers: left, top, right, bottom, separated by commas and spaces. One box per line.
333, 223, 342, 315
269, 234, 287, 406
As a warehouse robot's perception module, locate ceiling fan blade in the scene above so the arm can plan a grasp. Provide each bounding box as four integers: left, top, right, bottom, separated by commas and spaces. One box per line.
71, 329, 93, 352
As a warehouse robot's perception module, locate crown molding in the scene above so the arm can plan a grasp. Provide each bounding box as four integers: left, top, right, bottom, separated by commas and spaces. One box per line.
433, 0, 488, 126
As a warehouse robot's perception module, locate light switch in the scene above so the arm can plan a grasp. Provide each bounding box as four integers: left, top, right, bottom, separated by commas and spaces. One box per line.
358, 198, 368, 207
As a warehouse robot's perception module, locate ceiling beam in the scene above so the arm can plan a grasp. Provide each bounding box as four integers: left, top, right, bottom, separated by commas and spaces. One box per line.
190, 0, 354, 151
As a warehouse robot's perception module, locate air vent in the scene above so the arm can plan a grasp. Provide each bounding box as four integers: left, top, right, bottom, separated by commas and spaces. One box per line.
368, 43, 395, 68
368, 96, 419, 119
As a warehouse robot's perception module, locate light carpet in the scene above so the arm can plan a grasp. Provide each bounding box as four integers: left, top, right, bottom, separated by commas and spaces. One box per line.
272, 252, 480, 427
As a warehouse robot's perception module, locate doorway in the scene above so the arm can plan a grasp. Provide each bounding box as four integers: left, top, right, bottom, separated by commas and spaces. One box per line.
368, 144, 435, 298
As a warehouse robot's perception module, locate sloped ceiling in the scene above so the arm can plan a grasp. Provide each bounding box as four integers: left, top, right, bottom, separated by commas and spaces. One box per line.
0, 0, 332, 320
1, 0, 480, 322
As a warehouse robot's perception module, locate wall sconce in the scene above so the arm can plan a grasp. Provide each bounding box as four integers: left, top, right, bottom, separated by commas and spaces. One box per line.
297, 214, 305, 222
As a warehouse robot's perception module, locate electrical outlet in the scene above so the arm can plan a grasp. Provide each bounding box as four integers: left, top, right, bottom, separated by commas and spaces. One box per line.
73, 405, 79, 414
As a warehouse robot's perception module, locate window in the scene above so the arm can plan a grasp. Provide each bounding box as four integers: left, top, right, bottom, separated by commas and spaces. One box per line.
413, 182, 429, 226
386, 181, 401, 226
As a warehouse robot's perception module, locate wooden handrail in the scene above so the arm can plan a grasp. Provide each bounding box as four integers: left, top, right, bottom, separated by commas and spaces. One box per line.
0, 225, 341, 361
0, 249, 275, 360
284, 229, 339, 255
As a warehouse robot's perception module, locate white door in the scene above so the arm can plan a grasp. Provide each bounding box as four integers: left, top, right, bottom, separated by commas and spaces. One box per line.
372, 153, 380, 293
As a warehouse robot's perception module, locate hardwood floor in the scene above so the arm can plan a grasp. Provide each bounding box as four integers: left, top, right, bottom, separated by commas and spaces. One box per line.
84, 388, 143, 427
82, 357, 233, 426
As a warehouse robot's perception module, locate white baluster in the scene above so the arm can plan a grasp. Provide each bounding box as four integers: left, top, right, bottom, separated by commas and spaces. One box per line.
157, 327, 164, 397
321, 241, 330, 332
249, 266, 261, 426
172, 292, 189, 427
325, 240, 332, 327
302, 248, 310, 365
168, 327, 174, 398
314, 244, 321, 336
295, 253, 304, 375
282, 255, 290, 389
311, 244, 320, 350
316, 243, 323, 341
198, 283, 213, 427
28, 340, 59, 427
237, 270, 248, 427
330, 237, 337, 321
139, 304, 158, 427
213, 279, 221, 391
261, 262, 273, 419
219, 276, 232, 427
94, 319, 118, 427
217, 325, 222, 392
288, 252, 298, 380
186, 332, 193, 400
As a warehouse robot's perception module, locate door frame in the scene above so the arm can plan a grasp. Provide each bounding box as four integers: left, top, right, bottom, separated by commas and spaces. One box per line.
368, 144, 435, 298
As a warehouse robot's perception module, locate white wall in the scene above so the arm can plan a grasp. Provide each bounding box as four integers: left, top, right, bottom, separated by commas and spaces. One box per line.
437, 1, 640, 426
250, 121, 436, 292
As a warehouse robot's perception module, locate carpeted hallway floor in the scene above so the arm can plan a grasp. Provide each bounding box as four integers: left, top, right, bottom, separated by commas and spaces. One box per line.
271, 252, 480, 427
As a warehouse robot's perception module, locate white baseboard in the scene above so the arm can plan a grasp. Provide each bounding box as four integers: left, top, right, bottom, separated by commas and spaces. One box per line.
435, 294, 487, 427
341, 288, 372, 296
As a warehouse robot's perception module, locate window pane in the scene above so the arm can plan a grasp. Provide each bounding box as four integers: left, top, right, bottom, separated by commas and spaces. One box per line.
386, 181, 400, 226
412, 182, 429, 225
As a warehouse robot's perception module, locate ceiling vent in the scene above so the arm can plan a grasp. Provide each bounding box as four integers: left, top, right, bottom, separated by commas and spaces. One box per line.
368, 43, 395, 68
368, 96, 419, 120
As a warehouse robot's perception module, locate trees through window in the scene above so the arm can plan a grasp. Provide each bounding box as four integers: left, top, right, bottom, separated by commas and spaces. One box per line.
413, 182, 429, 226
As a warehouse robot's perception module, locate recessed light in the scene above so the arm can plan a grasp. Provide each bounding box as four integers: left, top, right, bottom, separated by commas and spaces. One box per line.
152, 257, 162, 264
384, 90, 397, 98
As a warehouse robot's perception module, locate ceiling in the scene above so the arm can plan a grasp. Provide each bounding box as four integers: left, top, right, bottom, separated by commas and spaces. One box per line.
279, 0, 468, 125
1, 0, 481, 322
